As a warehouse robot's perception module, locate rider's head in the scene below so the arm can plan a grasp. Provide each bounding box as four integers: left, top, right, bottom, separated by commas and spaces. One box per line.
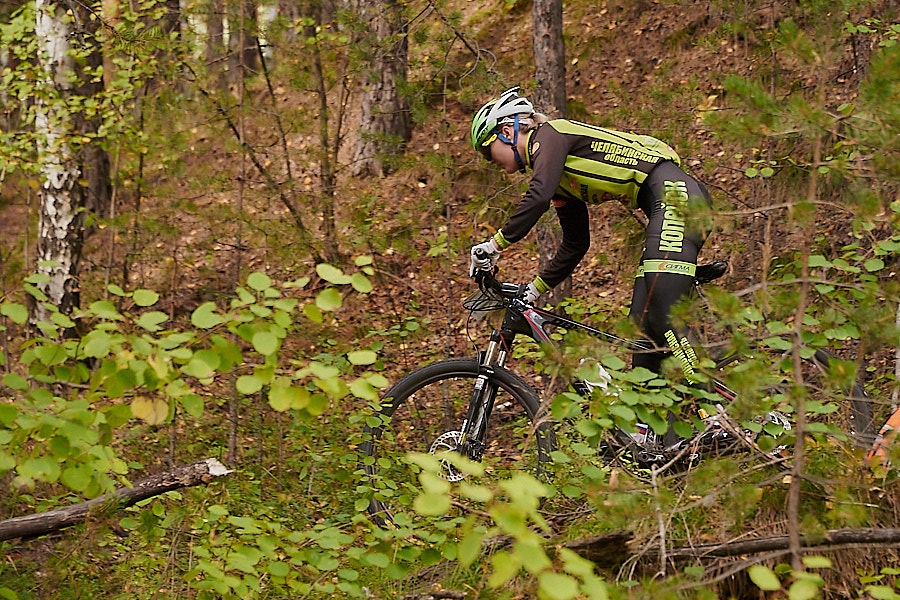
471, 87, 536, 174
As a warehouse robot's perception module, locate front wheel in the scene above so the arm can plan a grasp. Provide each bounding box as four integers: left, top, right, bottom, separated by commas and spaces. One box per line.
359, 359, 553, 526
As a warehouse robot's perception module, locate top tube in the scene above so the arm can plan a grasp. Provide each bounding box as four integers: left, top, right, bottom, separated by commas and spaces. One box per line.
471, 269, 644, 351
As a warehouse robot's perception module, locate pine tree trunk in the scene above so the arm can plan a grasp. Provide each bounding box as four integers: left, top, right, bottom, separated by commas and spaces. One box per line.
350, 0, 411, 177
206, 0, 228, 91
532, 0, 570, 305
227, 0, 259, 83
532, 0, 566, 117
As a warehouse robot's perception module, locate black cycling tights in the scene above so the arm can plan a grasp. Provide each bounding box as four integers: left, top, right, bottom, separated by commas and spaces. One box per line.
629, 160, 712, 375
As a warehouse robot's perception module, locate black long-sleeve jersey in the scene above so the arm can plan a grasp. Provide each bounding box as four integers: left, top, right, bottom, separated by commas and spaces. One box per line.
493, 119, 681, 289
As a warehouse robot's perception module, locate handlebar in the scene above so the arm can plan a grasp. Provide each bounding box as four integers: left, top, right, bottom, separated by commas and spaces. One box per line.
473, 247, 527, 302
474, 269, 524, 299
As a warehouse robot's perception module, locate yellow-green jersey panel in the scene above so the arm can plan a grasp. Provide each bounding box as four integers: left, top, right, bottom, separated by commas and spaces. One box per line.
498, 120, 680, 247
531, 120, 680, 205
494, 120, 681, 289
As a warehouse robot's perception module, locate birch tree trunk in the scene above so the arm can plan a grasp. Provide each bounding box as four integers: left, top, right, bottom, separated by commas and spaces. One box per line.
350, 0, 411, 177
33, 0, 111, 323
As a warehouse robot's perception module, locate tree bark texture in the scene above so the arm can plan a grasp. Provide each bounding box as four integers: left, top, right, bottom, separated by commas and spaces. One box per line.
33, 0, 111, 322
206, 0, 228, 91
532, 0, 569, 304
563, 528, 900, 567
532, 0, 566, 118
350, 0, 411, 177
0, 458, 232, 542
227, 0, 259, 82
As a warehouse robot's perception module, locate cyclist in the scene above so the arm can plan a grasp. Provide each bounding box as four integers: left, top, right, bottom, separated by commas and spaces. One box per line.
468, 86, 712, 377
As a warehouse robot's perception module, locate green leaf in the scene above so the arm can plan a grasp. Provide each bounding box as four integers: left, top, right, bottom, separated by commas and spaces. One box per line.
83, 331, 112, 358
538, 572, 579, 600
413, 492, 450, 516
304, 303, 323, 323
268, 383, 309, 412
247, 271, 272, 291
316, 263, 352, 285
2, 373, 28, 390
267, 561, 290, 577
348, 350, 377, 365
236, 375, 264, 395
788, 579, 820, 600
51, 311, 75, 329
488, 551, 521, 588
0, 302, 28, 324
316, 288, 342, 311
802, 556, 832, 569
180, 394, 204, 418
808, 254, 831, 268
285, 277, 311, 289
349, 378, 379, 401
131, 397, 169, 425
0, 405, 17, 427
252, 331, 279, 356
19, 457, 60, 483
354, 255, 373, 266
609, 405, 636, 422
60, 464, 93, 492
0, 587, 19, 600
350, 273, 373, 293
133, 289, 159, 307
226, 545, 261, 575
864, 258, 885, 272
137, 311, 168, 331
748, 565, 781, 591
865, 585, 900, 600
745, 167, 759, 178
182, 350, 221, 379
191, 302, 223, 329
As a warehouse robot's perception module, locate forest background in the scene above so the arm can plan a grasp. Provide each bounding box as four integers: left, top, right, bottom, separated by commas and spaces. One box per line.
1, 0, 900, 597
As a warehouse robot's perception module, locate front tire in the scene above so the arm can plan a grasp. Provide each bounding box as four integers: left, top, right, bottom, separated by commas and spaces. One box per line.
359, 359, 552, 525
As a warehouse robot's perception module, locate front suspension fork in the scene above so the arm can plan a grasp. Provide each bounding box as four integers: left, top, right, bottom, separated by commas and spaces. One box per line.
458, 331, 510, 462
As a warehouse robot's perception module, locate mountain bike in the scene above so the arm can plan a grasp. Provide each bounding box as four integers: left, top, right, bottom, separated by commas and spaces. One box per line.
359, 261, 878, 525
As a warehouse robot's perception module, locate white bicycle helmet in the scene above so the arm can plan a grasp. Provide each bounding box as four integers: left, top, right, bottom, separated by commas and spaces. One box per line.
470, 87, 535, 151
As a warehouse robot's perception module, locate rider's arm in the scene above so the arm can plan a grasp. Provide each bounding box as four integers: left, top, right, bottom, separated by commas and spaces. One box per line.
492, 126, 571, 250
535, 198, 591, 290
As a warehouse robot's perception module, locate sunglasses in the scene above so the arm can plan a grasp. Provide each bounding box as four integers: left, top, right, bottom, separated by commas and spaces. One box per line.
480, 132, 498, 161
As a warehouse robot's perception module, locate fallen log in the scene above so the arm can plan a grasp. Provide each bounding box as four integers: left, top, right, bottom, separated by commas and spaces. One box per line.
563, 527, 900, 566
665, 527, 900, 559
0, 458, 232, 542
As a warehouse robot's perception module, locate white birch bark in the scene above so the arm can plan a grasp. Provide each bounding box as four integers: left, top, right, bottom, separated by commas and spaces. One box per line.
33, 0, 87, 321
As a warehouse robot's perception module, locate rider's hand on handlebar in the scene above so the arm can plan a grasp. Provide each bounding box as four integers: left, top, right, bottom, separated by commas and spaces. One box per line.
520, 281, 541, 305
469, 239, 501, 277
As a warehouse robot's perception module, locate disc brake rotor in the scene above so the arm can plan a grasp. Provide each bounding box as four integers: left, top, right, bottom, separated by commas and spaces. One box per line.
430, 431, 467, 483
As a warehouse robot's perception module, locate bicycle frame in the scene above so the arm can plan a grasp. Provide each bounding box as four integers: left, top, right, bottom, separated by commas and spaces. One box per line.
457, 273, 738, 462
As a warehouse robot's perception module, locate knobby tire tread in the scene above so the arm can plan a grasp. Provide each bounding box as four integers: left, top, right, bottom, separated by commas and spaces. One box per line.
362, 358, 552, 525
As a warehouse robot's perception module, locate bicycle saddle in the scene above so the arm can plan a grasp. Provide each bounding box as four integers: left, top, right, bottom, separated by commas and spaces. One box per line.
695, 261, 728, 284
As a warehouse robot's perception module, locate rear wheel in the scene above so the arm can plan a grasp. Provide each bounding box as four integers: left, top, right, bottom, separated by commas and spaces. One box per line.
713, 346, 877, 451
359, 359, 553, 525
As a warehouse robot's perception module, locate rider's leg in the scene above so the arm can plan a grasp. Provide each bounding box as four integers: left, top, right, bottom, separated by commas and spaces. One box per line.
630, 161, 711, 376
630, 161, 712, 448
